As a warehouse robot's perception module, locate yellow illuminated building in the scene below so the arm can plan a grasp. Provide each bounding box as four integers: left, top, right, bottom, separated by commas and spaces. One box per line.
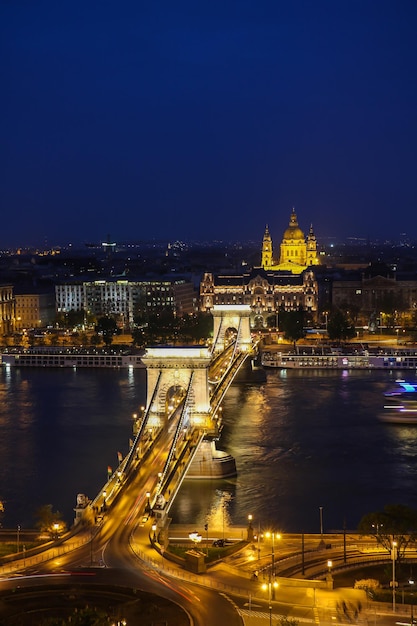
261, 208, 319, 274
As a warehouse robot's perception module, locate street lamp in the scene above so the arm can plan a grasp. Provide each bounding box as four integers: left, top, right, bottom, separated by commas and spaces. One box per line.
392, 540, 398, 612
53, 523, 60, 539
151, 523, 157, 542
409, 578, 415, 625
262, 578, 279, 626
102, 490, 107, 512
247, 514, 254, 542
264, 531, 281, 599
17, 525, 20, 553
319, 506, 324, 537
146, 491, 151, 513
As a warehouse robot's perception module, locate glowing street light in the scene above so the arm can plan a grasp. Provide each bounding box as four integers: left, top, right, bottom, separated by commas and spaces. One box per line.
392, 540, 398, 612
264, 531, 281, 599
262, 578, 279, 626
247, 514, 254, 542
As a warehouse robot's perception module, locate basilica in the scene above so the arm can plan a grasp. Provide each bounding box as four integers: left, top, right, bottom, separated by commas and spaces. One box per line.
200, 208, 320, 325
261, 208, 320, 274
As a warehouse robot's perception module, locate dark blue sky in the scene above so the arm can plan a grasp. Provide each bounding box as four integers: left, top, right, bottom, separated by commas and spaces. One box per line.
2, 1, 417, 247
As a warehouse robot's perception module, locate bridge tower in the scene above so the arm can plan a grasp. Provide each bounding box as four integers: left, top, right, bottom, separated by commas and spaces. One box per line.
211, 304, 252, 354
141, 346, 212, 429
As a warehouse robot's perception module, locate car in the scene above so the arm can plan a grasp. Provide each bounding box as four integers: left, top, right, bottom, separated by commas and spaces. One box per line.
139, 515, 149, 527
212, 539, 225, 547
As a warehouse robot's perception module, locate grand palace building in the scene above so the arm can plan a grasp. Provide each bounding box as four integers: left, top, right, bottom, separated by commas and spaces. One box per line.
200, 209, 321, 326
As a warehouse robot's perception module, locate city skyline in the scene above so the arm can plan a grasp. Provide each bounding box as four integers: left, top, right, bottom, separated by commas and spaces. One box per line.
2, 1, 417, 248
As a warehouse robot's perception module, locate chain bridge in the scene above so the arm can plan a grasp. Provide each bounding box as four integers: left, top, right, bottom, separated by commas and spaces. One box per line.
77, 305, 258, 532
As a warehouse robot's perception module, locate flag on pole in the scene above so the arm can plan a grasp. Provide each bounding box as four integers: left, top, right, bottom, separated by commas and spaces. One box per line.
117, 451, 123, 463
107, 465, 112, 476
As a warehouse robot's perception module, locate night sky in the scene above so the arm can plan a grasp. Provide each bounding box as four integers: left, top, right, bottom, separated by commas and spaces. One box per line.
2, 1, 417, 247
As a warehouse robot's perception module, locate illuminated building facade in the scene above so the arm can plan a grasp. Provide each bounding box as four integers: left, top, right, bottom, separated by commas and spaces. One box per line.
261, 208, 320, 274
200, 269, 318, 326
55, 278, 197, 327
0, 285, 14, 335
14, 291, 56, 331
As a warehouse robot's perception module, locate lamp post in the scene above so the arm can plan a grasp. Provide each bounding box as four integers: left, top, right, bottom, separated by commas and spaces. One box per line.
372, 522, 383, 535
319, 506, 324, 537
102, 490, 107, 512
146, 491, 151, 513
152, 523, 157, 542
262, 578, 279, 626
256, 522, 261, 560
409, 578, 414, 625
247, 514, 254, 542
392, 540, 398, 612
264, 531, 281, 598
17, 525, 20, 553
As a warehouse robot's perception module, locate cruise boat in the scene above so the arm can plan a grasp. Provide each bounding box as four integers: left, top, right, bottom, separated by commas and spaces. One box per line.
261, 349, 417, 370
379, 380, 417, 424
0, 347, 145, 369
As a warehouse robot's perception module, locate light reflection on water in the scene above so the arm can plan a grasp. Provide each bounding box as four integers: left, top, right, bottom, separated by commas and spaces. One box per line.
0, 367, 145, 528
1, 366, 417, 533
170, 368, 417, 532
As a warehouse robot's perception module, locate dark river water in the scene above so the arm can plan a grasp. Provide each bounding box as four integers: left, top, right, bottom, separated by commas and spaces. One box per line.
1, 365, 416, 533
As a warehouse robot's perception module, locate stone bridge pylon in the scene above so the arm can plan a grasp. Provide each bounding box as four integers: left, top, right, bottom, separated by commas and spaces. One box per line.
211, 304, 252, 353
140, 346, 213, 429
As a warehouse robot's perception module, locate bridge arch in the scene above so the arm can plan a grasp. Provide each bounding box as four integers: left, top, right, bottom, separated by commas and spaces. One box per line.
140, 346, 212, 427
211, 305, 252, 353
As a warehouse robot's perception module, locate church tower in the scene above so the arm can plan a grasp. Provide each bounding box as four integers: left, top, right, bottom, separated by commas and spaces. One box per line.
306, 224, 319, 267
261, 225, 273, 269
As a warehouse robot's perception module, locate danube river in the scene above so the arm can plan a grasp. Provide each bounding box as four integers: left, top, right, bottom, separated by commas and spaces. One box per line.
1, 365, 417, 533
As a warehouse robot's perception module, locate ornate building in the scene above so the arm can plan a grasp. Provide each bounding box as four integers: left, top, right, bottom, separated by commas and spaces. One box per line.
199, 208, 321, 327
200, 269, 318, 327
261, 208, 319, 274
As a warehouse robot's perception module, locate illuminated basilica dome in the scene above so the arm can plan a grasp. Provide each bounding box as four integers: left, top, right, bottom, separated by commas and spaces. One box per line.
261, 208, 319, 274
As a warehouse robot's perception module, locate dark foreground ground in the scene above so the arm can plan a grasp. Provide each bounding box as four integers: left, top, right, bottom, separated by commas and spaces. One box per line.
0, 583, 189, 625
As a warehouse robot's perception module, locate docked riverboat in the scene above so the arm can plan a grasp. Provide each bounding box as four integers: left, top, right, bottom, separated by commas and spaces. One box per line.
1, 347, 145, 369
379, 380, 417, 424
261, 350, 417, 370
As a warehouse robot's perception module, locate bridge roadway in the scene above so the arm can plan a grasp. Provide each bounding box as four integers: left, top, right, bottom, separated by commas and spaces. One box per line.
89, 341, 254, 524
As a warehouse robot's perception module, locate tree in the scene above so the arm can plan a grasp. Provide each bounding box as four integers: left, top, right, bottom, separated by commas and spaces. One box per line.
35, 504, 67, 538
279, 307, 305, 350
357, 504, 417, 559
326, 308, 356, 343
178, 312, 213, 343
95, 316, 118, 346
39, 606, 111, 625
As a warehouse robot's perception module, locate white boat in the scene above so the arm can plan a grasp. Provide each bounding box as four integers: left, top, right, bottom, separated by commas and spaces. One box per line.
1, 348, 145, 369
261, 351, 417, 370
379, 380, 417, 424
